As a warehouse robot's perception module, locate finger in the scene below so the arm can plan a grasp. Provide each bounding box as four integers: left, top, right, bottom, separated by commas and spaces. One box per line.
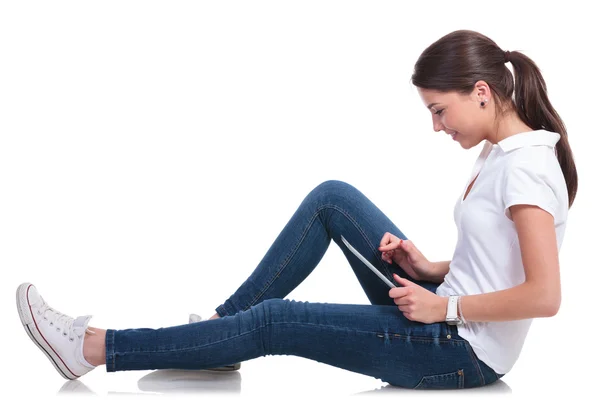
393, 274, 415, 287
381, 239, 403, 252
402, 311, 414, 321
389, 287, 409, 298
394, 298, 411, 306
379, 239, 399, 251
379, 232, 391, 248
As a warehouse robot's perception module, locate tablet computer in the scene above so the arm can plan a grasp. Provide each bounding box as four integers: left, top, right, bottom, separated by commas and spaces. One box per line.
340, 235, 397, 288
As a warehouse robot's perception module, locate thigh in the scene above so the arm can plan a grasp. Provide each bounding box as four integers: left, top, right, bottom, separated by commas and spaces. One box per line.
307, 180, 440, 306
251, 298, 485, 389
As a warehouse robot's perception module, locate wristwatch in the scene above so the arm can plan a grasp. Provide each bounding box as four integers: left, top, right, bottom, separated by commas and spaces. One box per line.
445, 295, 463, 325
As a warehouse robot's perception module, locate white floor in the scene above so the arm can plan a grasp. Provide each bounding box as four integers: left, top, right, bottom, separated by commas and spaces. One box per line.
17, 357, 514, 398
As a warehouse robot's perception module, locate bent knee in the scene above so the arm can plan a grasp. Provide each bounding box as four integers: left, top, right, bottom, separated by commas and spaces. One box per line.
307, 180, 360, 203
314, 179, 354, 193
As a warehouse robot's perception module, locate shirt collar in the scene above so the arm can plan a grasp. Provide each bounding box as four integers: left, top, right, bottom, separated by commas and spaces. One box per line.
495, 129, 561, 153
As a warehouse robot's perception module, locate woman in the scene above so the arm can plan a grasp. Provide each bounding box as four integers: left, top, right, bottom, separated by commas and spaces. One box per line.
16, 29, 577, 389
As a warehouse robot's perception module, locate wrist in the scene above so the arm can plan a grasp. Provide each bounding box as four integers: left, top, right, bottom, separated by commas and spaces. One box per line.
438, 295, 449, 323
422, 261, 445, 284
419, 261, 435, 281
458, 296, 466, 324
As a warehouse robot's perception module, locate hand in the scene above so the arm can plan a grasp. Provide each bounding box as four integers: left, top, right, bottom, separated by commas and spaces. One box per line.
389, 274, 447, 324
378, 232, 432, 281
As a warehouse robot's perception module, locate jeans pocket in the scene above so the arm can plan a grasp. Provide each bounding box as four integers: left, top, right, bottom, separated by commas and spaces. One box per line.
413, 369, 465, 390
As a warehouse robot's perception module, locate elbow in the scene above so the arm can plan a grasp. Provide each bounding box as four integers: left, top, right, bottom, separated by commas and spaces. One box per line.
539, 296, 561, 317
526, 281, 561, 317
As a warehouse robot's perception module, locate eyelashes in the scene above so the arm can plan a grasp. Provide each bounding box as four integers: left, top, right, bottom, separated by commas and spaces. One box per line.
435, 109, 444, 115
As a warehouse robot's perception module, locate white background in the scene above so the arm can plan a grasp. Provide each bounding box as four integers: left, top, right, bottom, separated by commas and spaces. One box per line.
1, 1, 597, 398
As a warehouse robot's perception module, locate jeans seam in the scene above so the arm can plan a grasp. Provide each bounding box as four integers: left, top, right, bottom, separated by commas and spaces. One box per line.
464, 341, 485, 386
338, 203, 396, 284
375, 331, 466, 343
322, 203, 396, 284
242, 203, 382, 312
243, 205, 325, 310
112, 321, 455, 355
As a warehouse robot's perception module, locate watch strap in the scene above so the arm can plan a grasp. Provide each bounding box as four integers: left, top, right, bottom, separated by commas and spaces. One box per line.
446, 295, 459, 320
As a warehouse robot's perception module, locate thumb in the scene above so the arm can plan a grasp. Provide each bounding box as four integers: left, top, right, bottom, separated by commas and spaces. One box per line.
398, 239, 412, 254
393, 273, 414, 286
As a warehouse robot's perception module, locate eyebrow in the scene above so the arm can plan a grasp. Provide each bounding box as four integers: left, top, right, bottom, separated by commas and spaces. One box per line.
427, 102, 440, 110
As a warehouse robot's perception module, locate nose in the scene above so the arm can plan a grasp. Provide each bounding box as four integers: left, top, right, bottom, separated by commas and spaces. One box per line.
431, 115, 443, 132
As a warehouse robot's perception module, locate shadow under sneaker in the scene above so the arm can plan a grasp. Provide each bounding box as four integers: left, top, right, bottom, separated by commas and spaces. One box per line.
188, 313, 241, 371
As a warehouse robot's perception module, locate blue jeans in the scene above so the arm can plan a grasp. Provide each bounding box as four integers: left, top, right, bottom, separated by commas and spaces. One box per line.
105, 180, 503, 389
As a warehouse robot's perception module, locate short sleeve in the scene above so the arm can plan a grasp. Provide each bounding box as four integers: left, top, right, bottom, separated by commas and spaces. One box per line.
502, 160, 559, 221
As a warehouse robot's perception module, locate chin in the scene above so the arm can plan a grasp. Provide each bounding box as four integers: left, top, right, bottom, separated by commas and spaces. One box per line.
459, 136, 483, 150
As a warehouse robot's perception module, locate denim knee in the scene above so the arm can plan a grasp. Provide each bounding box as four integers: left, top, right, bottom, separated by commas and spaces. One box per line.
305, 180, 360, 207
245, 298, 289, 327
255, 298, 288, 314
312, 179, 355, 196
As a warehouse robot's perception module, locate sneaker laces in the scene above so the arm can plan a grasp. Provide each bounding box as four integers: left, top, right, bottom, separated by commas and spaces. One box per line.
36, 296, 96, 340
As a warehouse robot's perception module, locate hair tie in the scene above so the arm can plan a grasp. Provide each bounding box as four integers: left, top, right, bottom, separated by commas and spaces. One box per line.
504, 50, 512, 63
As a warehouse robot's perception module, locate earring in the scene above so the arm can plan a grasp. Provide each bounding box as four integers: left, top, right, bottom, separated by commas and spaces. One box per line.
480, 99, 488, 107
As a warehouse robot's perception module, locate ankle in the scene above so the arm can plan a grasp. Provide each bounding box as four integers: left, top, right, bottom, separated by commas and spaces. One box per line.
209, 313, 221, 320
83, 327, 106, 366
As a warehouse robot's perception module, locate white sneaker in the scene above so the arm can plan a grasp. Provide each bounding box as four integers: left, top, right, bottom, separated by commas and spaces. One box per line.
188, 313, 241, 371
16, 282, 97, 380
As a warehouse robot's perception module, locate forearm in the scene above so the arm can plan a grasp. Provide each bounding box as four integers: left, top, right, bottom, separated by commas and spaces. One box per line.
456, 282, 560, 323
423, 260, 450, 284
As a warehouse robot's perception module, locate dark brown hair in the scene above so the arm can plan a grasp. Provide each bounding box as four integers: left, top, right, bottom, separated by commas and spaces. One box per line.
411, 29, 578, 209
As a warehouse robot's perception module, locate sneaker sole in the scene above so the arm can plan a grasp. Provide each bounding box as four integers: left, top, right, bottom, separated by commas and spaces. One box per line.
16, 283, 80, 380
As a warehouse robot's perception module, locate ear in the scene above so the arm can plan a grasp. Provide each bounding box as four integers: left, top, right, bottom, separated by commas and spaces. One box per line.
472, 80, 491, 103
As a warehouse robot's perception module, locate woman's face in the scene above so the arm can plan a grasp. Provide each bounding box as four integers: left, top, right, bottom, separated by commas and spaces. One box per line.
417, 83, 492, 149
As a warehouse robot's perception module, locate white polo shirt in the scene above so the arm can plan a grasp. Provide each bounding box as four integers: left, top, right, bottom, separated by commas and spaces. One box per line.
436, 129, 569, 375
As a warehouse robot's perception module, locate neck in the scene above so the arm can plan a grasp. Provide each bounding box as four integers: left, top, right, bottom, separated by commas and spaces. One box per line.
487, 112, 535, 144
